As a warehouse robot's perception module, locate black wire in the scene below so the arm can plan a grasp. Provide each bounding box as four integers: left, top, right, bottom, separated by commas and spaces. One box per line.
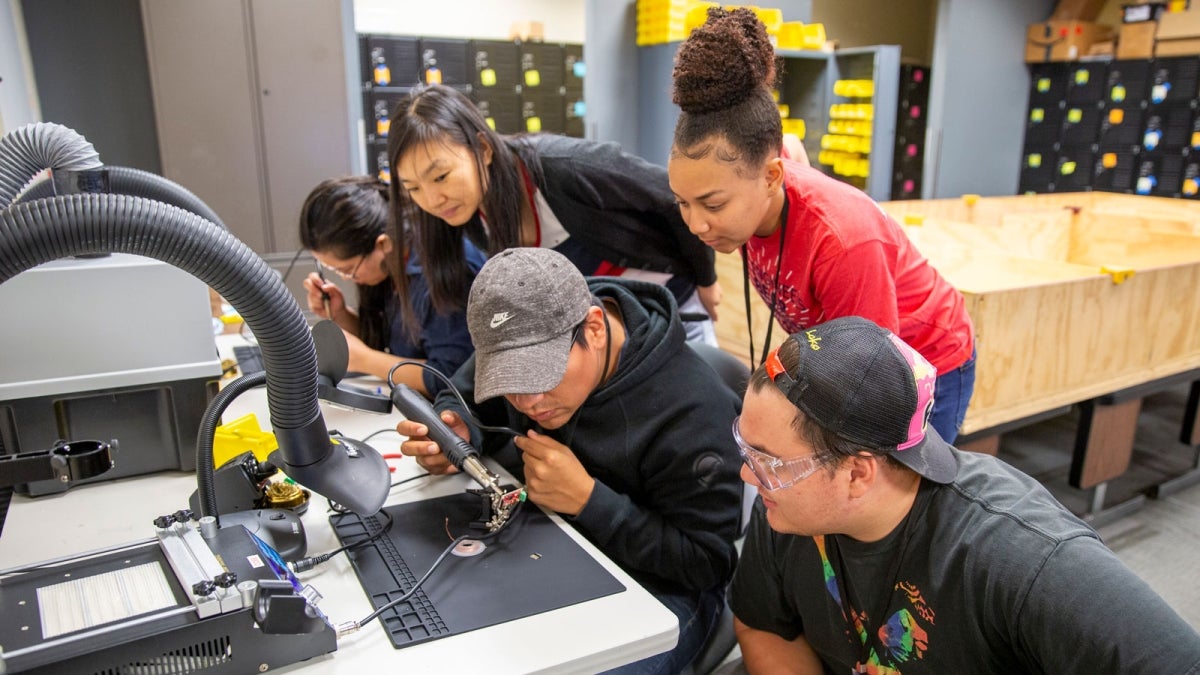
327, 509, 394, 557
362, 427, 398, 442
280, 248, 308, 287
290, 507, 396, 573
355, 499, 526, 627
391, 471, 431, 489
386, 361, 523, 437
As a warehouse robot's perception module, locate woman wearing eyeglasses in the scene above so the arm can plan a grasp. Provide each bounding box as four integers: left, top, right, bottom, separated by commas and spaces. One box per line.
300, 176, 485, 397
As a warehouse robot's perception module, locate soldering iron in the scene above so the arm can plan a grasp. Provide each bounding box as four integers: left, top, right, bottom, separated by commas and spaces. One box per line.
390, 384, 505, 498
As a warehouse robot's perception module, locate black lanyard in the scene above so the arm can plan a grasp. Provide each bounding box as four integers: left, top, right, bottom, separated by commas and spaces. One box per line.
742, 193, 789, 368
827, 485, 929, 670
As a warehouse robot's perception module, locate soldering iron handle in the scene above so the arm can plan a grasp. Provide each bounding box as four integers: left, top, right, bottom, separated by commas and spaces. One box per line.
391, 383, 480, 470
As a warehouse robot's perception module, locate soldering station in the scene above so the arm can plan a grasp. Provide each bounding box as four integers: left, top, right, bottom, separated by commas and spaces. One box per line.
0, 124, 625, 674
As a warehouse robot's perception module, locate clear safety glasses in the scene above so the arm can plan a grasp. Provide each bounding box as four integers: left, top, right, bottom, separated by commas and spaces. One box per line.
732, 416, 827, 490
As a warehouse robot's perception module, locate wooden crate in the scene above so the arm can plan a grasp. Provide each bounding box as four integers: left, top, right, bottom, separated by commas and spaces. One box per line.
881, 192, 1200, 435
712, 193, 1200, 436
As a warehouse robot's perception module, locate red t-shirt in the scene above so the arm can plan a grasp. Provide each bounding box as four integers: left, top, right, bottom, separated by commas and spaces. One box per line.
743, 161, 974, 374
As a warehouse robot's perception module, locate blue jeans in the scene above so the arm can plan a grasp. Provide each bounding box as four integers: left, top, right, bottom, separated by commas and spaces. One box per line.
928, 349, 976, 444
602, 587, 723, 675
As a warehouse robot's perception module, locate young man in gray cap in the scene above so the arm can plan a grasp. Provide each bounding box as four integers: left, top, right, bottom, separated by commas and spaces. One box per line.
398, 247, 743, 673
730, 315, 1200, 674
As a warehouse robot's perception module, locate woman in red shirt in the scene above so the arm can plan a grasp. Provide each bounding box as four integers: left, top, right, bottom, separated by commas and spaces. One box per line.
667, 7, 976, 442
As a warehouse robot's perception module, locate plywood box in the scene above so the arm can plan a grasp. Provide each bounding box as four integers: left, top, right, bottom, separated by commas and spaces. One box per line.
877, 193, 1200, 435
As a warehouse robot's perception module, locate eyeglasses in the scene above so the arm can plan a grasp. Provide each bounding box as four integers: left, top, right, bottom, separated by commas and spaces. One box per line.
732, 416, 827, 490
322, 253, 367, 280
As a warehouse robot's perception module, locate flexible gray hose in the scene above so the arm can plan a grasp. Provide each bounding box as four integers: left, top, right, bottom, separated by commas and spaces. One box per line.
16, 166, 227, 229
0, 194, 392, 517
0, 122, 102, 209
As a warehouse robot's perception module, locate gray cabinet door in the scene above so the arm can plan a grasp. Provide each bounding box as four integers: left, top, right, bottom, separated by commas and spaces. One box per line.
143, 0, 357, 253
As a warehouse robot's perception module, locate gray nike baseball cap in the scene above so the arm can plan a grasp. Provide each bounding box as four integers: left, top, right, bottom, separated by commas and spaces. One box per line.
466, 247, 594, 402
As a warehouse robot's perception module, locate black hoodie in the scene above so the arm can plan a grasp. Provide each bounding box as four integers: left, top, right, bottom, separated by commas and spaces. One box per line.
436, 278, 742, 595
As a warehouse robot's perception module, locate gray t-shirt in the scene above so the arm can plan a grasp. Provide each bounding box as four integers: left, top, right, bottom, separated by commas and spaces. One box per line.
731, 449, 1200, 673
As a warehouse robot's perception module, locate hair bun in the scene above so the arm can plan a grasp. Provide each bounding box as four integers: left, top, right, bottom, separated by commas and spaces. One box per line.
672, 7, 774, 114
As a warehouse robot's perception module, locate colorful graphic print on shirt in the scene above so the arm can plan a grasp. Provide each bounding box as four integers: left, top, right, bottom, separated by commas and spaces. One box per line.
814, 535, 934, 673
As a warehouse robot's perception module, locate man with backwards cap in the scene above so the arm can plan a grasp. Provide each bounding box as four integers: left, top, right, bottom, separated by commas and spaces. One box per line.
398, 247, 743, 673
729, 316, 1200, 674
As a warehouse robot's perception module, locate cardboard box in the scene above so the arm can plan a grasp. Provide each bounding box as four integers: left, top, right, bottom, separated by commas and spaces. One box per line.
1026, 21, 1114, 62
1156, 7, 1200, 55
509, 20, 545, 42
1118, 20, 1159, 59
1155, 37, 1200, 55
1051, 0, 1107, 22
1156, 6, 1200, 38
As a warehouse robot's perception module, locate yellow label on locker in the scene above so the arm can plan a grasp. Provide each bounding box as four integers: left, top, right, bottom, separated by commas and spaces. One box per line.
1037, 77, 1051, 93
1067, 108, 1083, 123
1192, 131, 1200, 148
526, 116, 542, 133
426, 68, 442, 84
525, 70, 541, 87
1060, 160, 1076, 175
1073, 69, 1089, 85
1109, 108, 1125, 125
1111, 84, 1126, 102
1030, 108, 1045, 123
376, 118, 390, 136
1184, 178, 1199, 196
486, 117, 496, 130
1027, 153, 1042, 168
374, 64, 391, 86
481, 68, 497, 87
1102, 153, 1118, 169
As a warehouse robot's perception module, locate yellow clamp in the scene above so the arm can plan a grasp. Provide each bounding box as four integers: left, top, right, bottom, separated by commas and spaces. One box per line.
1100, 265, 1135, 285
213, 413, 279, 468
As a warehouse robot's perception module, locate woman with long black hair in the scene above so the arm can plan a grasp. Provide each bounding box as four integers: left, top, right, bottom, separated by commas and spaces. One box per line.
300, 176, 484, 397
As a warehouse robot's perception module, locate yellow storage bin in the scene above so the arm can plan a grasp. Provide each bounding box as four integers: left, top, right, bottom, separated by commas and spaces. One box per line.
781, 117, 806, 139
684, 2, 720, 32
833, 79, 875, 98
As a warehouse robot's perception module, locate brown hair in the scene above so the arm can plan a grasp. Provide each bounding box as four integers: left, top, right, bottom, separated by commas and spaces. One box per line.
671, 7, 783, 172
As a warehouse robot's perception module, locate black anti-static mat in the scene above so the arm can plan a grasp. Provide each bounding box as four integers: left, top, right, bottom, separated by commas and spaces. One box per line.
330, 492, 626, 649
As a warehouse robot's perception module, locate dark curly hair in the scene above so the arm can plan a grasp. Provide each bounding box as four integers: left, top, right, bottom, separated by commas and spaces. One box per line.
671, 7, 783, 171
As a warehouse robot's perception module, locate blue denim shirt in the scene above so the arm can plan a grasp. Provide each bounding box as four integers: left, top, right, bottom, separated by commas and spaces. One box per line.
388, 239, 486, 396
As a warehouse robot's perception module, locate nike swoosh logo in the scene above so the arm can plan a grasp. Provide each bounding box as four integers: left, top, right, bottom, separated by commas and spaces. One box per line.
490, 312, 513, 328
